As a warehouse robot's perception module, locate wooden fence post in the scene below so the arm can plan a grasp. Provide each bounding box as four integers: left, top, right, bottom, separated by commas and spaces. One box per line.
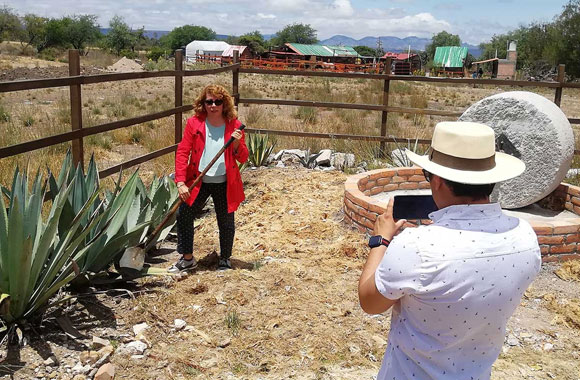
232, 50, 239, 107
380, 57, 392, 156
554, 64, 565, 107
68, 49, 83, 168
175, 49, 183, 144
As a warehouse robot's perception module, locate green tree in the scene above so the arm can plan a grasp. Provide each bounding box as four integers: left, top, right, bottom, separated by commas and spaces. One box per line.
43, 18, 68, 50
425, 31, 461, 60
105, 15, 135, 55
271, 23, 317, 46
0, 6, 21, 43
19, 14, 48, 50
478, 33, 511, 61
239, 30, 267, 55
160, 25, 216, 52
65, 15, 101, 54
554, 0, 580, 77
353, 45, 379, 57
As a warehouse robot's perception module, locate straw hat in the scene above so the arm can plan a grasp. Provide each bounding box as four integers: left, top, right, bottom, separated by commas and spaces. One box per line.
405, 121, 525, 184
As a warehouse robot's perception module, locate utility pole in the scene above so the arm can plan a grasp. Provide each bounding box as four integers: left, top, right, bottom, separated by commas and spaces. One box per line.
376, 37, 383, 56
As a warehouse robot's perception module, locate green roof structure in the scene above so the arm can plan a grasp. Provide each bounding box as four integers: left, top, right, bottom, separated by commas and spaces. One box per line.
433, 46, 468, 68
286, 43, 360, 57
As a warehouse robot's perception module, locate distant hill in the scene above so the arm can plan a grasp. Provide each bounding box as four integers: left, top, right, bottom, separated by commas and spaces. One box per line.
320, 35, 481, 57
99, 28, 170, 39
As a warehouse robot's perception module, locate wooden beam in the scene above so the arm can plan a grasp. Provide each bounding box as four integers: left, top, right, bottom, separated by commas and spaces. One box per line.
380, 57, 392, 155
98, 145, 178, 179
232, 50, 240, 106
68, 50, 83, 168
240, 97, 384, 111
554, 64, 565, 107
175, 50, 184, 145
244, 127, 431, 144
0, 106, 192, 159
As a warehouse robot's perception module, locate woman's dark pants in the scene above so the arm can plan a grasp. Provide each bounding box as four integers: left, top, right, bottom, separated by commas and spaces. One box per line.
176, 182, 235, 259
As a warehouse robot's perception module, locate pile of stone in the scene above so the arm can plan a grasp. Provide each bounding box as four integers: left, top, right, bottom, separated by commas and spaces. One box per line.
267, 149, 356, 171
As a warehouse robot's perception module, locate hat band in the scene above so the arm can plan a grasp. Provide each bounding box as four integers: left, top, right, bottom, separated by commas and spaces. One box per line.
429, 149, 496, 171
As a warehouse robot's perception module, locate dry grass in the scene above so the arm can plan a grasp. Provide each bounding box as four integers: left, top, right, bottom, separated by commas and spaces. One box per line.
109, 168, 383, 379
544, 293, 580, 329
555, 261, 580, 281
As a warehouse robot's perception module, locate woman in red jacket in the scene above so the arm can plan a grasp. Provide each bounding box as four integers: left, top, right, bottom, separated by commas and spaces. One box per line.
170, 84, 248, 272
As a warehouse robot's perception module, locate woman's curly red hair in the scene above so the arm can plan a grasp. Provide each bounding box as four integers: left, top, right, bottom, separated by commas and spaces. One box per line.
193, 84, 237, 121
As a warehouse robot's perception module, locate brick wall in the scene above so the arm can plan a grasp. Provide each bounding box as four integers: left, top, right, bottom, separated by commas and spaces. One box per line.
344, 168, 580, 262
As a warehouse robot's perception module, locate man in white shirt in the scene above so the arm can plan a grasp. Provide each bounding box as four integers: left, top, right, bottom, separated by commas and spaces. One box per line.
359, 121, 541, 380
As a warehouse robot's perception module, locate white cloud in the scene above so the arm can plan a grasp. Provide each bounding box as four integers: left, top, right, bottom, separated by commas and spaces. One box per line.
257, 13, 276, 20
330, 0, 355, 17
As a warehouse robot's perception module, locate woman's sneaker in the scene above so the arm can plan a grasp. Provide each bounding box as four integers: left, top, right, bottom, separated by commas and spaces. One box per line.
218, 257, 232, 271
168, 256, 198, 273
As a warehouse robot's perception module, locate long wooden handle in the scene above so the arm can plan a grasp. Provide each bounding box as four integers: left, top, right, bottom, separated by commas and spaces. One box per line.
144, 124, 246, 246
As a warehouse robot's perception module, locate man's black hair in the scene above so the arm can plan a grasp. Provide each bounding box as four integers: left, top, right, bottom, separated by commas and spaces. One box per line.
443, 179, 495, 200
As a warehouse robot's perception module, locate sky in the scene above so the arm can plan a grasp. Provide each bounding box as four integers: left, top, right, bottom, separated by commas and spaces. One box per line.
3, 0, 570, 45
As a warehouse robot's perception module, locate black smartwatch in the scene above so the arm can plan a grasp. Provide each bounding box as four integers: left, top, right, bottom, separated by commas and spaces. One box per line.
368, 235, 390, 248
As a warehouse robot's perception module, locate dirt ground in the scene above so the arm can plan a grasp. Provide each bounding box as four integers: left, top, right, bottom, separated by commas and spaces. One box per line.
1, 167, 579, 380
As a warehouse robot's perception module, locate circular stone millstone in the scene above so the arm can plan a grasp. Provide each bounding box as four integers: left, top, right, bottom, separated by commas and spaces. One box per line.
458, 91, 574, 209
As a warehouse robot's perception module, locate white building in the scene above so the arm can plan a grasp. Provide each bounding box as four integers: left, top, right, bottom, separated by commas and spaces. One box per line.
185, 41, 230, 62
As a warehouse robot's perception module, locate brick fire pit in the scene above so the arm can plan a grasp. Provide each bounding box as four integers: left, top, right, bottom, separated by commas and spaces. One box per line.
344, 167, 580, 262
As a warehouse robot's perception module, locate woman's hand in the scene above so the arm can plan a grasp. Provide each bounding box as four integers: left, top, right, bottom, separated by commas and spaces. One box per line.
373, 198, 406, 241
177, 182, 190, 202
232, 129, 242, 150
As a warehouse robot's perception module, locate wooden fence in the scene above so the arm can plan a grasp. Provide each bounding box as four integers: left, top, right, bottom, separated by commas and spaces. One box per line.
0, 49, 578, 179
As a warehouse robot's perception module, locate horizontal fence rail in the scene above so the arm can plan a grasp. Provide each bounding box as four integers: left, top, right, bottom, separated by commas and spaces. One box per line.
0, 50, 579, 181
0, 106, 193, 159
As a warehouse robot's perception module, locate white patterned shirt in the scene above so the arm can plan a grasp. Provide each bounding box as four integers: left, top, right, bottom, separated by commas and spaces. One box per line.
375, 203, 541, 380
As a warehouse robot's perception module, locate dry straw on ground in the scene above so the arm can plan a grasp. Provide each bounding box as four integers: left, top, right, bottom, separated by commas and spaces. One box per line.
554, 260, 580, 281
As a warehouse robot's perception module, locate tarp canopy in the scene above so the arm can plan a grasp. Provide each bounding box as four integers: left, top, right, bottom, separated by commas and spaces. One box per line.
222, 45, 248, 57
433, 46, 468, 68
185, 41, 230, 59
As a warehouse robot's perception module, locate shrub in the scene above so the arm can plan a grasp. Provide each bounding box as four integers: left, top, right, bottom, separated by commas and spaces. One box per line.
146, 46, 167, 61
0, 106, 10, 122
295, 106, 317, 124
247, 133, 276, 167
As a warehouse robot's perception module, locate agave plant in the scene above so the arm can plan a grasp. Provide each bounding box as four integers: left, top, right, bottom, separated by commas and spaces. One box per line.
388, 136, 422, 167
292, 148, 322, 169
134, 175, 178, 252
0, 167, 103, 325
247, 133, 276, 168
46, 152, 178, 274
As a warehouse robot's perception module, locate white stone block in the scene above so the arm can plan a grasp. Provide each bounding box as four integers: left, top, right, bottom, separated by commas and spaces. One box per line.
459, 91, 574, 208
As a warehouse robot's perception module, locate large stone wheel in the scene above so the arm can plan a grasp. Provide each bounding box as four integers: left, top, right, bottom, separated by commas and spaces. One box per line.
459, 91, 574, 209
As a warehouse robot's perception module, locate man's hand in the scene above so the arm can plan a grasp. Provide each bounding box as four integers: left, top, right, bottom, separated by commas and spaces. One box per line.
177, 182, 190, 202
358, 198, 406, 315
232, 129, 242, 150
373, 198, 406, 241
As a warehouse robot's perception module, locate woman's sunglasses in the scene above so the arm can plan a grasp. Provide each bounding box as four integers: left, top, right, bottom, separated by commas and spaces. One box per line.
204, 99, 224, 106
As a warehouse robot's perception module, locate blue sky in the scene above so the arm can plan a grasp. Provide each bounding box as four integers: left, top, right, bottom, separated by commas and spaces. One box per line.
3, 0, 569, 44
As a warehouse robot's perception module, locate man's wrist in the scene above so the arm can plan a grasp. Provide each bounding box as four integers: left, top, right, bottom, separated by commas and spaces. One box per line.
368, 235, 390, 248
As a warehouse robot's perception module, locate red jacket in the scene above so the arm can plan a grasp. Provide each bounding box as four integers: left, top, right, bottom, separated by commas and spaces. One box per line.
175, 115, 249, 213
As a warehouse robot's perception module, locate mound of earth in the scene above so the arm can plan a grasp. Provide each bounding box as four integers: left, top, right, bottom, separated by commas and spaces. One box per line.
106, 57, 144, 73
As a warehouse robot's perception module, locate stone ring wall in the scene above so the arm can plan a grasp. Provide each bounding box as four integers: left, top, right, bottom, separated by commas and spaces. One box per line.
344, 167, 580, 262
